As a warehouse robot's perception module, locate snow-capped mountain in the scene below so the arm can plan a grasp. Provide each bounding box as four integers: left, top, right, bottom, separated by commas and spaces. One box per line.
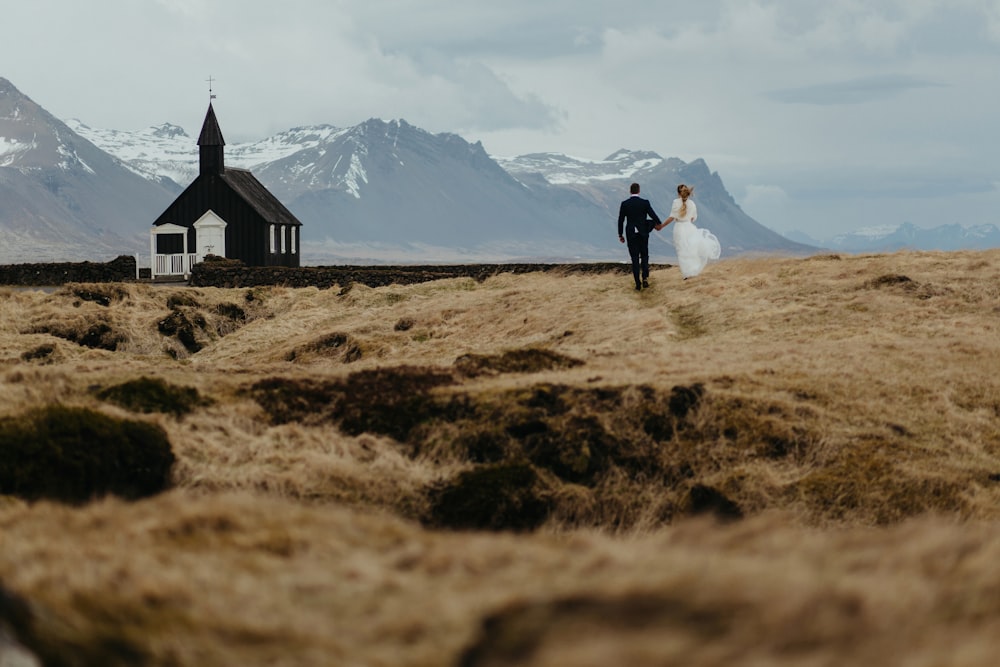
0, 78, 176, 263
254, 118, 613, 260
64, 119, 195, 187
67, 119, 350, 190
70, 103, 1000, 260
75, 114, 626, 260
1, 74, 816, 264
494, 150, 676, 185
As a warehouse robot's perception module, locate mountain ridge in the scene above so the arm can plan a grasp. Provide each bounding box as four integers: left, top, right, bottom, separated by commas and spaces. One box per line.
823, 221, 1000, 253
0, 77, 177, 263
71, 115, 1000, 256
3, 76, 814, 264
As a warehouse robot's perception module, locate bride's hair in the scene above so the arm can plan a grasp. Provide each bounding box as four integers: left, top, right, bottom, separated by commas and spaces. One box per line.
677, 184, 694, 218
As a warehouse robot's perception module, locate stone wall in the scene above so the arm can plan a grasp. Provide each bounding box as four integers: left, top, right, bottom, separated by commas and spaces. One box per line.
189, 258, 657, 290
0, 254, 670, 289
0, 255, 137, 286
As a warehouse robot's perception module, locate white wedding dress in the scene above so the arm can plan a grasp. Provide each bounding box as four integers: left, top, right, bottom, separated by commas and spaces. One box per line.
668, 198, 721, 278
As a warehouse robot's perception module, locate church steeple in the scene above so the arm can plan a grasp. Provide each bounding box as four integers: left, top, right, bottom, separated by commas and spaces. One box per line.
197, 103, 225, 175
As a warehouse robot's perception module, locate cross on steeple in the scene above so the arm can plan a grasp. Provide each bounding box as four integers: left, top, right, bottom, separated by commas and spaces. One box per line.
206, 76, 217, 100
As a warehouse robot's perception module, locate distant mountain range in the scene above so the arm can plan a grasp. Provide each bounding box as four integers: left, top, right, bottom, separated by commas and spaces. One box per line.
2, 76, 816, 264
67, 113, 812, 263
8, 75, 995, 266
786, 223, 1000, 253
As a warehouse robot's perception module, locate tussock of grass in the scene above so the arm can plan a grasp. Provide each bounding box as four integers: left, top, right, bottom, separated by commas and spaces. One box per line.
19, 343, 58, 364
66, 283, 129, 307
6, 283, 273, 360
165, 292, 200, 309
285, 332, 362, 363
29, 316, 127, 351
157, 308, 208, 353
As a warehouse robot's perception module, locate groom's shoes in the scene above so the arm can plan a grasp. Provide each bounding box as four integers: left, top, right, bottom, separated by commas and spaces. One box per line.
634, 283, 642, 291
642, 279, 650, 288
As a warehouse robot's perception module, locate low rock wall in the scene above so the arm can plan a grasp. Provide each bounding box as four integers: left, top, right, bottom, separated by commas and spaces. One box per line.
0, 255, 671, 289
0, 255, 137, 286
189, 260, 660, 289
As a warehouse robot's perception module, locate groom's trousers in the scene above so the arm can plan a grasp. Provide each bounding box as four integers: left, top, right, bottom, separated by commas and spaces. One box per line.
626, 233, 650, 287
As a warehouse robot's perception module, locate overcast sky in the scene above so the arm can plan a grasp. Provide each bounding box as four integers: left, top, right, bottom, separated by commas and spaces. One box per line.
4, 0, 1000, 239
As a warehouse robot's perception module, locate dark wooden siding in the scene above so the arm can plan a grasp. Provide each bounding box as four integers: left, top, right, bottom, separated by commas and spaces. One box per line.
151, 172, 302, 267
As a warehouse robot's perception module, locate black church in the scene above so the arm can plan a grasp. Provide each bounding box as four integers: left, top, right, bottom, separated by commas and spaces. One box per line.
149, 103, 302, 277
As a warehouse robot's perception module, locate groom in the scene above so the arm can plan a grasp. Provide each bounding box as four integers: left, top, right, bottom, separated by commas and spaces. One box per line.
617, 182, 661, 290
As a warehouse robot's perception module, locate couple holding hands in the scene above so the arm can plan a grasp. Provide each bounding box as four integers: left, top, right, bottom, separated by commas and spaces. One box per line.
617, 182, 721, 290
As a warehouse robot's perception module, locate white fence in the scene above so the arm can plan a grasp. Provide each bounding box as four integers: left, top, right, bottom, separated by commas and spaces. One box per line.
153, 253, 198, 278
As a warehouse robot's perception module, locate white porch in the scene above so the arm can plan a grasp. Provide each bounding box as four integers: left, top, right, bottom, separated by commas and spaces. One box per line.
150, 212, 227, 279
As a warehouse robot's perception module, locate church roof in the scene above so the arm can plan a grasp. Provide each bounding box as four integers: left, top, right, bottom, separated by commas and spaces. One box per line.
197, 103, 225, 147
220, 168, 302, 227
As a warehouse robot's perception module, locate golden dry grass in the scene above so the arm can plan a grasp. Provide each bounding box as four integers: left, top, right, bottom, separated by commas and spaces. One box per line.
2, 250, 1000, 665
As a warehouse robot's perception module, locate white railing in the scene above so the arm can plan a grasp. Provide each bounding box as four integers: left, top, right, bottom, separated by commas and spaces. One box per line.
153, 253, 198, 278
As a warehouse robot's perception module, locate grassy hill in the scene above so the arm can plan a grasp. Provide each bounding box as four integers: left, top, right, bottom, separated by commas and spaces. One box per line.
2, 250, 1000, 665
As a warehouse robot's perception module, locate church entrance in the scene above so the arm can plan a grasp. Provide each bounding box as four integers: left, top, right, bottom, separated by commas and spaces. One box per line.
193, 210, 227, 262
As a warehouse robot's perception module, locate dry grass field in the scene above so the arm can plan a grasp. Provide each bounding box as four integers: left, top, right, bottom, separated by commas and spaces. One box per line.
2, 249, 1000, 665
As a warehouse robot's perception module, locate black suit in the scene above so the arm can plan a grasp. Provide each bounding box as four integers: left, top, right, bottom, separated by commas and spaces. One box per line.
618, 195, 660, 288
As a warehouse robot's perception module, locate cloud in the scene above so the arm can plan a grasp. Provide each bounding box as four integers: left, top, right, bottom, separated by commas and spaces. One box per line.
765, 74, 948, 105
4, 0, 1000, 241
448, 63, 564, 132
742, 184, 790, 208
986, 0, 1000, 41
377, 50, 564, 133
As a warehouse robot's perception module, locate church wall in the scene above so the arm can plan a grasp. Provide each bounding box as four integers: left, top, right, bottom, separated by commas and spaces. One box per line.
153, 176, 279, 267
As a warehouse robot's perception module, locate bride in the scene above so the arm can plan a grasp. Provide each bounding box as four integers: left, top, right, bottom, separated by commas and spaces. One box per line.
657, 184, 721, 279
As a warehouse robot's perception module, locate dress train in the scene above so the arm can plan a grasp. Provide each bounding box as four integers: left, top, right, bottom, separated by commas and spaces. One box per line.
672, 220, 721, 278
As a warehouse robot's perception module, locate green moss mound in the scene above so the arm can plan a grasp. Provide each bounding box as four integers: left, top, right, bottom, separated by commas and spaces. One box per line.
430, 384, 673, 488
95, 376, 212, 416
0, 405, 175, 504
454, 347, 584, 377
246, 378, 340, 425
248, 366, 460, 441
333, 367, 459, 440
426, 463, 552, 532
